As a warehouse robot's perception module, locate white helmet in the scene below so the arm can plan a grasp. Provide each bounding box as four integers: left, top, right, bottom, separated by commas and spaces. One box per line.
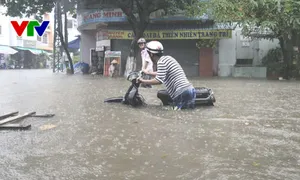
137, 38, 146, 44
146, 41, 164, 54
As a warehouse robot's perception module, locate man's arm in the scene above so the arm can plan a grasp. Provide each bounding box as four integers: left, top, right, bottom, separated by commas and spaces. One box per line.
139, 78, 162, 85
144, 71, 157, 76
138, 60, 166, 85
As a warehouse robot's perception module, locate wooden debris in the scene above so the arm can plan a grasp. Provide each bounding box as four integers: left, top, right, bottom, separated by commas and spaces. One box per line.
0, 124, 31, 131
0, 112, 36, 126
0, 111, 55, 131
40, 124, 56, 130
0, 111, 19, 120
31, 114, 55, 118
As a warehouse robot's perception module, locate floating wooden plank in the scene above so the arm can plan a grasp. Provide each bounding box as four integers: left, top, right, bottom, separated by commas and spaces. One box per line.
0, 112, 36, 126
0, 124, 31, 131
31, 114, 55, 118
0, 111, 19, 120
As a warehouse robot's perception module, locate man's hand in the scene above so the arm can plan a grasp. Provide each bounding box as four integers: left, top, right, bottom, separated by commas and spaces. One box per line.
136, 77, 144, 83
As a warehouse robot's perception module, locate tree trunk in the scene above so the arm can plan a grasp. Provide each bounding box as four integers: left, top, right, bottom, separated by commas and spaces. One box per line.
279, 35, 293, 79
57, 4, 74, 74
123, 27, 147, 77
63, 10, 74, 74
124, 38, 138, 77
64, 12, 68, 46
58, 30, 73, 74
285, 35, 294, 80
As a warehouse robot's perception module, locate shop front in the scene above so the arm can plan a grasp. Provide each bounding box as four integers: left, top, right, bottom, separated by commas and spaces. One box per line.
77, 8, 127, 74
77, 7, 233, 76
108, 29, 232, 77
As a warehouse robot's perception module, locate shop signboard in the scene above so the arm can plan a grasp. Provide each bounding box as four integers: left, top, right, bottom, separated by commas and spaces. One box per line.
108, 29, 232, 40
96, 29, 109, 41
77, 8, 127, 27
105, 51, 121, 57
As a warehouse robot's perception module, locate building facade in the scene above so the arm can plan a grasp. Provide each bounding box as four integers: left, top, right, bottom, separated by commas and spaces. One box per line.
76, 2, 279, 78
0, 6, 80, 68
0, 6, 49, 67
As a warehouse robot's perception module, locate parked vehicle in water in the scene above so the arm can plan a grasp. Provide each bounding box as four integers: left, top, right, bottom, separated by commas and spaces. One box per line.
104, 71, 216, 107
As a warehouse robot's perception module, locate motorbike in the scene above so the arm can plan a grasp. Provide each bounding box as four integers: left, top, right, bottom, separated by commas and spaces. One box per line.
157, 87, 216, 106
104, 71, 216, 107
104, 71, 146, 107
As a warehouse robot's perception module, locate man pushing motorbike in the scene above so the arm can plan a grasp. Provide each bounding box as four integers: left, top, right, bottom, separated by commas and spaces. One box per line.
137, 41, 196, 110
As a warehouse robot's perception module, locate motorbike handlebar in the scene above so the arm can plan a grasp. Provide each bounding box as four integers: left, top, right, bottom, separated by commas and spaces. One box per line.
127, 71, 144, 84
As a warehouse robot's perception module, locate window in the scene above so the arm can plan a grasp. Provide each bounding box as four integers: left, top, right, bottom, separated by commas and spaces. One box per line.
42, 33, 48, 44
0, 25, 2, 35
235, 59, 253, 66
37, 36, 41, 41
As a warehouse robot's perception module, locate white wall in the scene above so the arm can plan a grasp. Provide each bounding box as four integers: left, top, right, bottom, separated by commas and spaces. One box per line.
80, 31, 96, 64
218, 29, 281, 76
218, 30, 237, 77
0, 7, 12, 46
213, 43, 219, 76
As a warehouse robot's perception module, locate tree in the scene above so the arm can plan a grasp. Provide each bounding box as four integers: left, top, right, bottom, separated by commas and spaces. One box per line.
116, 0, 189, 76
2, 0, 77, 74
81, 0, 189, 76
186, 0, 300, 79
56, 1, 75, 74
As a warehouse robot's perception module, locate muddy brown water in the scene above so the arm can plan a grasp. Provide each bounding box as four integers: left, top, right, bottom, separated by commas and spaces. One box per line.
0, 69, 299, 180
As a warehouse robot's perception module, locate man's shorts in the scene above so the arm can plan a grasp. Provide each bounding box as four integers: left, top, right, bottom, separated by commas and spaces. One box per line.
173, 87, 196, 110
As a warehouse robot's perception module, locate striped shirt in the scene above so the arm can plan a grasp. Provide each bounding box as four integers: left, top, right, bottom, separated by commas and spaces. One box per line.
155, 55, 193, 99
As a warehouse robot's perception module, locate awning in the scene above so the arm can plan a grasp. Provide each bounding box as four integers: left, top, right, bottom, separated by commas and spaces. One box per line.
12, 46, 47, 55
0, 45, 18, 54
68, 37, 80, 49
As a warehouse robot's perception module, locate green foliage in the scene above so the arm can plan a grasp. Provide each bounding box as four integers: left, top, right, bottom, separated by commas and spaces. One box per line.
262, 47, 285, 76
186, 0, 300, 39
262, 48, 283, 65
73, 55, 80, 64
2, 0, 54, 18
196, 39, 218, 48
30, 53, 48, 69
2, 0, 77, 19
262, 47, 300, 78
186, 0, 300, 79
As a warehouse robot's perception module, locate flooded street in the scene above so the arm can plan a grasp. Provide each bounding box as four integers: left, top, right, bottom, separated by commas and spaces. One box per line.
0, 69, 300, 180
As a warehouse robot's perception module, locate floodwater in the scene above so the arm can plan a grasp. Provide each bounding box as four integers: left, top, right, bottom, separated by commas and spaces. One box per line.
0, 69, 300, 180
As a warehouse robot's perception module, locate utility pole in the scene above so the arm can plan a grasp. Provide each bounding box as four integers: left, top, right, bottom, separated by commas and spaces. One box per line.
53, 1, 63, 73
